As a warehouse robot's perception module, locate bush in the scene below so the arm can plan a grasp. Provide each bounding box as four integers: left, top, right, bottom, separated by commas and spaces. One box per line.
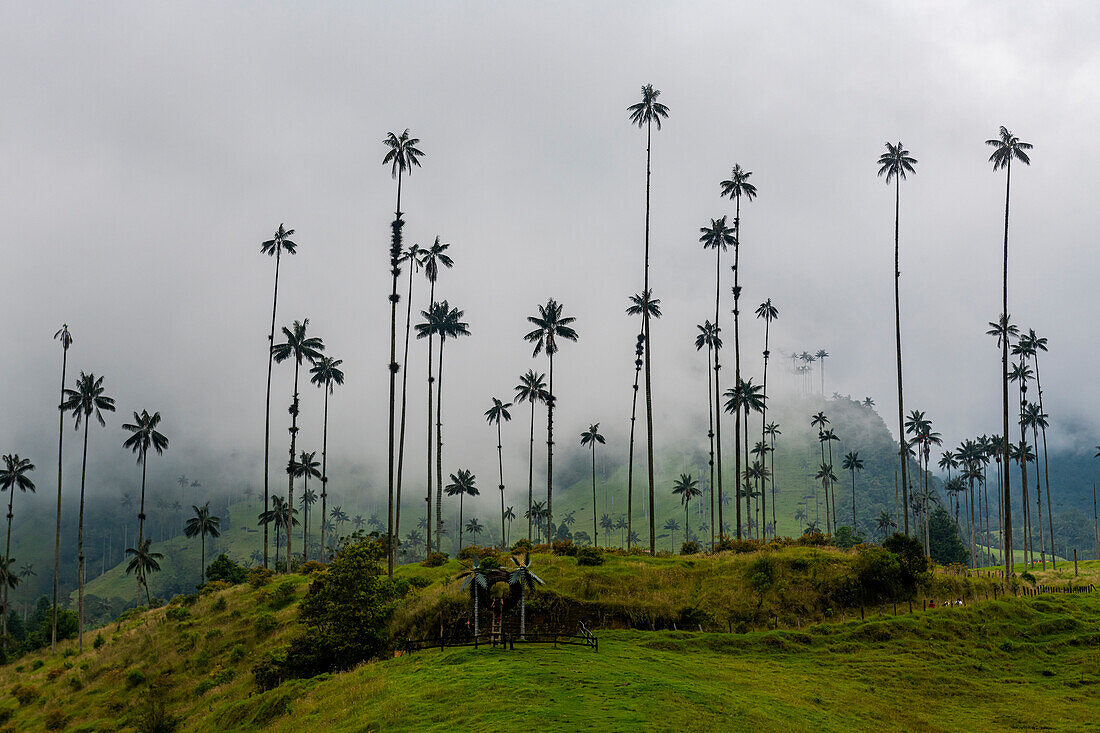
247, 567, 274, 588
251, 648, 288, 691
457, 545, 499, 562
11, 683, 39, 705
883, 532, 930, 594
31, 659, 43, 671
576, 546, 604, 566
180, 594, 199, 607
0, 706, 11, 724
510, 538, 534, 553
479, 555, 500, 570
166, 606, 192, 622
228, 644, 246, 663
206, 554, 248, 585
833, 526, 864, 550
211, 596, 228, 613
420, 552, 448, 568
200, 580, 232, 596
117, 607, 146, 623
713, 537, 766, 554
93, 633, 105, 650
407, 576, 432, 590
253, 613, 278, 637
551, 539, 577, 557
136, 686, 177, 733
262, 579, 299, 610
44, 709, 68, 731
299, 561, 326, 575
680, 541, 701, 556
852, 545, 903, 604
125, 669, 147, 688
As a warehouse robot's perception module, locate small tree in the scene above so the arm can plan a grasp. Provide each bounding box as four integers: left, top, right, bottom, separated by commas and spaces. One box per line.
508, 552, 544, 640
456, 557, 491, 636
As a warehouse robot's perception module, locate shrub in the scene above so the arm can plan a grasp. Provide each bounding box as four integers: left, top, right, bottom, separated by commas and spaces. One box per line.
200, 580, 232, 596
713, 537, 766, 554
479, 555, 500, 570
247, 567, 274, 588
117, 607, 146, 623
407, 575, 432, 590
195, 679, 216, 696
510, 538, 534, 553
420, 552, 448, 568
31, 660, 44, 671
576, 546, 604, 566
44, 709, 68, 731
263, 580, 298, 609
125, 669, 147, 688
253, 612, 278, 637
852, 545, 903, 604
228, 644, 246, 663
11, 683, 39, 705
251, 648, 288, 691
299, 560, 326, 575
181, 594, 199, 607
457, 545, 499, 562
551, 539, 577, 557
136, 686, 177, 733
1020, 571, 1037, 586
0, 706, 11, 724
47, 668, 63, 680
211, 595, 228, 613
680, 541, 701, 556
166, 606, 192, 622
68, 675, 84, 691
205, 554, 248, 584
883, 532, 930, 594
93, 633, 105, 650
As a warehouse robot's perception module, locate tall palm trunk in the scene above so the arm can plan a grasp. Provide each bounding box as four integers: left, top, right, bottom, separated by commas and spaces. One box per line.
302, 474, 309, 562
923, 453, 931, 556
200, 532, 206, 585
497, 421, 506, 549
396, 257, 418, 558
76, 420, 89, 652
426, 281, 438, 552
744, 405, 752, 538
850, 468, 857, 531
1033, 359, 1056, 567
968, 475, 977, 567
546, 353, 555, 541
435, 337, 447, 554
519, 584, 527, 640
591, 442, 598, 548
286, 359, 302, 569
1032, 423, 1045, 569
51, 340, 69, 652
386, 212, 402, 579
3, 487, 15, 636
319, 385, 330, 562
627, 335, 641, 548
733, 195, 743, 539
893, 178, 910, 537
705, 342, 715, 548
1001, 161, 1014, 577
760, 321, 771, 538
457, 492, 464, 551
527, 400, 534, 542
769, 434, 777, 533
137, 448, 148, 546
642, 117, 656, 554
714, 334, 724, 542
263, 246, 282, 569
1019, 377, 1032, 567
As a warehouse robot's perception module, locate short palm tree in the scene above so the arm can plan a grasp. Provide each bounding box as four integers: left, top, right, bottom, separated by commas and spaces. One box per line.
580, 423, 606, 547
125, 538, 162, 608
524, 299, 578, 543
877, 142, 917, 537
299, 487, 318, 560
755, 299, 779, 538
292, 451, 321, 561
121, 410, 169, 548
485, 398, 513, 549
841, 451, 864, 530
0, 454, 34, 636
445, 469, 479, 551
61, 372, 115, 651
671, 474, 701, 547
625, 291, 661, 549
260, 224, 297, 570
695, 320, 722, 548
51, 324, 72, 652
309, 355, 344, 562
464, 518, 484, 545
509, 552, 544, 639
272, 319, 324, 570
184, 502, 221, 585
876, 511, 896, 539
503, 506, 516, 547
456, 556, 490, 636
514, 371, 547, 542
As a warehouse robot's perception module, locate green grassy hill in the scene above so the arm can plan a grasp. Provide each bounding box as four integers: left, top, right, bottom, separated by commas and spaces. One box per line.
3, 552, 1098, 732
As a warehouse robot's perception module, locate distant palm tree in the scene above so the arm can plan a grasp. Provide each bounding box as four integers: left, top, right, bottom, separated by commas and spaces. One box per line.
121, 410, 169, 549
395, 243, 426, 560
61, 372, 115, 651
814, 349, 829, 395
509, 552, 544, 639
299, 487, 318, 560
0, 454, 35, 636
260, 224, 297, 569
485, 398, 513, 549
720, 163, 758, 536
863, 397, 875, 408
272, 319, 324, 570
580, 423, 606, 547
841, 451, 864, 531
503, 506, 516, 547
354, 514, 366, 533
987, 125, 1032, 577
514, 371, 547, 542
625, 291, 661, 549
877, 142, 917, 537
524, 501, 547, 543
445, 469, 478, 551
671, 474, 701, 547
764, 422, 781, 533
1022, 402, 1049, 568
309, 355, 344, 562
695, 320, 721, 548
293, 451, 321, 561
1018, 330, 1056, 568
184, 502, 221, 585
125, 539, 162, 608
50, 324, 73, 653
755, 299, 779, 537
725, 378, 765, 538
464, 518, 484, 544
524, 299, 578, 542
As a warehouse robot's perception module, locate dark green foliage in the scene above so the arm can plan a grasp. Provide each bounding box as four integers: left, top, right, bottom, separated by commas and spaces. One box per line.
927, 507, 968, 566
136, 685, 177, 733
44, 709, 68, 730
247, 567, 274, 587
205, 554, 247, 585
253, 613, 277, 636
93, 633, 104, 649
882, 532, 930, 596
852, 546, 903, 604
510, 538, 534, 553
251, 648, 287, 691
681, 541, 701, 556
747, 555, 778, 604
10, 683, 39, 705
479, 555, 500, 570
833, 526, 864, 550
263, 580, 298, 610
420, 552, 448, 568
551, 539, 577, 556
576, 546, 604, 566
457, 545, 499, 562
211, 596, 228, 613
166, 606, 192, 622
125, 670, 147, 688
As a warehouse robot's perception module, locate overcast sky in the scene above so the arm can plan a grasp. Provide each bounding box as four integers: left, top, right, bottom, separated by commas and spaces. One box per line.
3, 2, 1098, 513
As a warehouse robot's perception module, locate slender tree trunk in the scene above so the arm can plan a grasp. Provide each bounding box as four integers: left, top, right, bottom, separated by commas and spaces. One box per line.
969, 477, 977, 567
458, 493, 463, 551
527, 400, 534, 542
200, 533, 206, 585
3, 489, 14, 636
387, 207, 403, 579
591, 443, 598, 548
396, 246, 417, 561
851, 469, 857, 531
1033, 424, 1045, 569
497, 421, 505, 549
761, 321, 770, 538
706, 342, 715, 548
320, 385, 330, 562
77, 420, 89, 652
51, 342, 69, 652
642, 118, 656, 555
426, 280, 438, 552
547, 353, 555, 542
733, 195, 743, 539
263, 247, 282, 569
138, 449, 148, 547
435, 337, 446, 554
769, 434, 777, 534
286, 360, 301, 569
893, 178, 910, 537
1092, 482, 1098, 561
302, 475, 309, 562
520, 584, 526, 639
1034, 361, 1056, 568
627, 343, 641, 548
1001, 162, 1014, 577
924, 455, 931, 556
744, 406, 752, 538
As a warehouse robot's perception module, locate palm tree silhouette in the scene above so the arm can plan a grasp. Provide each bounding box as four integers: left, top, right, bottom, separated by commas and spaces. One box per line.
877, 142, 917, 537
841, 451, 864, 531
1022, 402, 1049, 568
672, 474, 701, 548
720, 163, 758, 536
184, 502, 221, 585
61, 372, 115, 651
292, 451, 321, 561
503, 506, 516, 547
260, 224, 297, 569
299, 487, 317, 560
1017, 330, 1056, 567
695, 320, 721, 548
509, 552, 544, 639
309, 355, 344, 562
272, 319, 324, 571
628, 84, 669, 559
464, 518, 484, 545
50, 324, 73, 653
395, 242, 426, 560
765, 422, 781, 533
580, 423, 606, 547
524, 299, 578, 545
876, 511, 896, 540
0, 454, 34, 636
755, 299, 779, 538
514, 371, 547, 542
122, 410, 169, 550
456, 557, 490, 636
625, 291, 660, 549
485, 398, 513, 549
987, 125, 1032, 576
124, 539, 162, 608
725, 379, 765, 538
1009, 359, 1035, 565
445, 469, 478, 552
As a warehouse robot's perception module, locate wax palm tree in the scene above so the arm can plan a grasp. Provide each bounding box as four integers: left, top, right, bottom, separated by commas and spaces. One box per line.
382, 128, 424, 216
330, 506, 349, 537
625, 291, 661, 549
464, 518, 484, 545
503, 506, 516, 547
272, 319, 324, 570
875, 511, 896, 539
764, 422, 781, 532
276, 496, 300, 564
299, 487, 317, 560
525, 501, 547, 543
50, 324, 73, 652
580, 423, 606, 547
814, 349, 830, 395
445, 469, 478, 551
455, 556, 490, 636
309, 355, 344, 562
257, 499, 281, 565
524, 299, 578, 544
61, 372, 115, 651
877, 142, 917, 537
672, 474, 701, 547
725, 378, 765, 538
514, 371, 548, 542
121, 410, 169, 549
0, 454, 34, 636
695, 320, 721, 547
813, 463, 838, 533
124, 539, 162, 608
485, 398, 513, 549
987, 126, 1032, 575
628, 84, 669, 557
1018, 329, 1056, 567
720, 164, 758, 526
184, 502, 221, 585
755, 299, 779, 537
418, 237, 454, 553
509, 552, 544, 639
292, 451, 321, 561
395, 243, 426, 559
1022, 402, 1049, 567
1009, 360, 1035, 564
841, 451, 864, 530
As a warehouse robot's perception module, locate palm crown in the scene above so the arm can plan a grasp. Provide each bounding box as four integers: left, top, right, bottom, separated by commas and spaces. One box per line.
514, 370, 548, 405
293, 451, 322, 481
422, 236, 454, 284
272, 319, 325, 366
122, 410, 169, 463
484, 398, 513, 426
309, 356, 345, 393
695, 320, 721, 351
877, 142, 917, 183
580, 423, 605, 448
61, 372, 116, 428
627, 84, 669, 130
626, 290, 662, 320
382, 129, 425, 179
986, 126, 1032, 170
755, 299, 778, 323
719, 164, 758, 202
699, 216, 735, 252
0, 455, 36, 495
672, 474, 701, 504
445, 469, 479, 499
184, 502, 221, 540
261, 223, 297, 257
524, 299, 578, 358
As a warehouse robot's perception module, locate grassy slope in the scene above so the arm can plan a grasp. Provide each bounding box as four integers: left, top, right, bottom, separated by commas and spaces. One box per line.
3, 556, 1099, 732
